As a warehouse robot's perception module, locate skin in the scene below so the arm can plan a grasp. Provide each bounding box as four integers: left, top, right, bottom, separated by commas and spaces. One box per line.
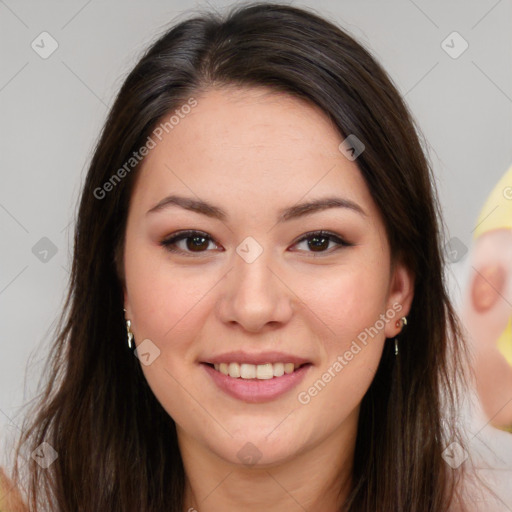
462, 229, 512, 428
0, 467, 28, 511
122, 86, 414, 511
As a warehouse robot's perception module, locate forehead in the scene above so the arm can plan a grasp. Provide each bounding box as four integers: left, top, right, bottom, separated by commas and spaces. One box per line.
183, 86, 340, 146
130, 86, 375, 219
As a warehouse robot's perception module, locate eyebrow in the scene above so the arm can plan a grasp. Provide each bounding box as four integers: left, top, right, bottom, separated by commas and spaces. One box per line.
146, 194, 367, 222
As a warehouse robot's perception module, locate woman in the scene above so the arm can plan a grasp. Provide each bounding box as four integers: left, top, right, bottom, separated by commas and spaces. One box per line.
4, 2, 488, 510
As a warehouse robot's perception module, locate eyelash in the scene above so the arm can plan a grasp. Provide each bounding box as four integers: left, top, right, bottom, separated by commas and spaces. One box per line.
160, 230, 352, 257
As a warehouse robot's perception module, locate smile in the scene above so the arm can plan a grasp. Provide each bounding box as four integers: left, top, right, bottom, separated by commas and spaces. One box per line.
201, 362, 312, 403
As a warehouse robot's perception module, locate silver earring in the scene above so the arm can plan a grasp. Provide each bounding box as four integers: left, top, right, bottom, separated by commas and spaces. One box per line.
124, 309, 134, 349
126, 320, 134, 349
394, 316, 407, 356
395, 316, 407, 329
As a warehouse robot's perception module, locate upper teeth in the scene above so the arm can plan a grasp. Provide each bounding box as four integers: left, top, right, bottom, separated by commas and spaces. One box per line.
213, 362, 299, 379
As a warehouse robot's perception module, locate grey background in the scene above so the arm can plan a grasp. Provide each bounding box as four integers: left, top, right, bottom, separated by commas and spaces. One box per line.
1, 0, 511, 493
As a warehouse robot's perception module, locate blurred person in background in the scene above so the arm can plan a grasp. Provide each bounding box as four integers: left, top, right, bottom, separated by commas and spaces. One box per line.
461, 163, 512, 433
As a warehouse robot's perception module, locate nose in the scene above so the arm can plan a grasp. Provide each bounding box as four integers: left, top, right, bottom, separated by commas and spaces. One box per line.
216, 248, 294, 333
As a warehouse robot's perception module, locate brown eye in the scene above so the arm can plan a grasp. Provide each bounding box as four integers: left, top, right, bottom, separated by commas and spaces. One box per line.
185, 235, 210, 251
306, 234, 331, 251
160, 230, 219, 255
292, 231, 351, 254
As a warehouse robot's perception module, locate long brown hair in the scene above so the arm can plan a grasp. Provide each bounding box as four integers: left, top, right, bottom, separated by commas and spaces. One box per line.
9, 3, 473, 510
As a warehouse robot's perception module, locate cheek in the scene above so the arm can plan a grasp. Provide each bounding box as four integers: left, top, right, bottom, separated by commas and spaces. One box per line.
124, 240, 207, 338
298, 258, 391, 342
294, 258, 390, 402
295, 270, 388, 431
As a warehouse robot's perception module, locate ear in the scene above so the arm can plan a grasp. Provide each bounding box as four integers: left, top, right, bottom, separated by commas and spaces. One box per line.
384, 261, 415, 338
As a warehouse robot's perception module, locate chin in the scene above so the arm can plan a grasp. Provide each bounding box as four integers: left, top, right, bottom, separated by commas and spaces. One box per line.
204, 425, 309, 467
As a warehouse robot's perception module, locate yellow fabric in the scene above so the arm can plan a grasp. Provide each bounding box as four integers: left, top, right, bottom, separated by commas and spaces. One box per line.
473, 164, 512, 239
497, 317, 512, 367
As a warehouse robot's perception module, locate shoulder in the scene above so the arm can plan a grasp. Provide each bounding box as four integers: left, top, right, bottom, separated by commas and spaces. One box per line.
0, 467, 28, 512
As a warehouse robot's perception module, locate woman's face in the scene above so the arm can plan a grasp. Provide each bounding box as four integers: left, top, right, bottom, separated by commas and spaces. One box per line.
123, 86, 413, 467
